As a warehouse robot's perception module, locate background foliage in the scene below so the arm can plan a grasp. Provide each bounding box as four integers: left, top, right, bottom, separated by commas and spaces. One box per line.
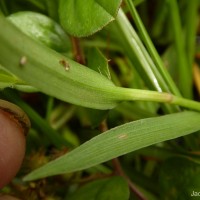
0, 0, 200, 199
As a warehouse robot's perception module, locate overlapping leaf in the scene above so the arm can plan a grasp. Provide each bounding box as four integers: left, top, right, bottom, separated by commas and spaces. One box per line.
59, 0, 122, 37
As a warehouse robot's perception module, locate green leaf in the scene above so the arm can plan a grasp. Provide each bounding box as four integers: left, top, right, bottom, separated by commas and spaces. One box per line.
0, 15, 118, 109
24, 111, 200, 181
8, 11, 71, 52
1, 15, 200, 111
59, 0, 122, 37
125, 0, 181, 97
68, 176, 129, 200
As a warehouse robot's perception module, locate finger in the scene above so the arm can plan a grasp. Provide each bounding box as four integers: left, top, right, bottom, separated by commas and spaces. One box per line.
0, 100, 30, 189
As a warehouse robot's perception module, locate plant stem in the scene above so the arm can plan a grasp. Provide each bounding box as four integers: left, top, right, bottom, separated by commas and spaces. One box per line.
113, 87, 200, 112
71, 37, 85, 65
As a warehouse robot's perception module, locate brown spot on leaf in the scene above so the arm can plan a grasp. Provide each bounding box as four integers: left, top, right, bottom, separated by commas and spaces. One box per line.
59, 59, 70, 71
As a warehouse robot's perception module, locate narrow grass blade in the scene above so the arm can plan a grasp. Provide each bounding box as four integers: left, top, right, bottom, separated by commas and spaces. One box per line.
125, 0, 181, 97
167, 0, 192, 98
24, 111, 200, 181
114, 9, 180, 113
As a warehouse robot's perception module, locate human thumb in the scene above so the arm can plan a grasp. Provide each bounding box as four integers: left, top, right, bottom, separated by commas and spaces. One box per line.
0, 100, 30, 189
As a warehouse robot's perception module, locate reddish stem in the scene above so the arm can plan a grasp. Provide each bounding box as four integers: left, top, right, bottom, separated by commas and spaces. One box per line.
71, 37, 85, 65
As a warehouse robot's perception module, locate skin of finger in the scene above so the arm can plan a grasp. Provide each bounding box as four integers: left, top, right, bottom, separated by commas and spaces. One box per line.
0, 195, 20, 200
0, 110, 26, 189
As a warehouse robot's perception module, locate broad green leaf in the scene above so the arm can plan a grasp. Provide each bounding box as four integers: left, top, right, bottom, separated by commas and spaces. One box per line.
159, 157, 200, 200
24, 111, 200, 181
68, 176, 129, 200
8, 11, 71, 52
1, 15, 200, 111
0, 15, 118, 110
59, 0, 122, 37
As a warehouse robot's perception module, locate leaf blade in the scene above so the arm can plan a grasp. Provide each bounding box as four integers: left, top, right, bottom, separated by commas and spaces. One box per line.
0, 15, 118, 109
24, 111, 200, 181
59, 0, 122, 37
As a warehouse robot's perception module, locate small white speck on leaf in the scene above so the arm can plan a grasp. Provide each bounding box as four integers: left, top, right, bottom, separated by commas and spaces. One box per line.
118, 134, 128, 139
19, 56, 27, 66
